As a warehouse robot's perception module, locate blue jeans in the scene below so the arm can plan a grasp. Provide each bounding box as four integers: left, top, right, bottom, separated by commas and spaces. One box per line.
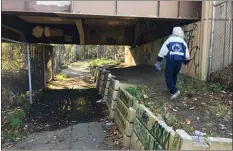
165, 60, 182, 94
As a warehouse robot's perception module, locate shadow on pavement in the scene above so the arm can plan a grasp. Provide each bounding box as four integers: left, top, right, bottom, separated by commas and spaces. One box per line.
26, 88, 103, 133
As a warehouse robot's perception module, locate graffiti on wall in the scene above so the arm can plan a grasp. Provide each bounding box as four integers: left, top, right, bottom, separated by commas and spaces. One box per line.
127, 22, 201, 75
171, 133, 182, 150
136, 105, 169, 150
135, 118, 154, 150
134, 21, 157, 45
128, 36, 167, 66
152, 121, 171, 148
183, 23, 200, 76
86, 27, 125, 44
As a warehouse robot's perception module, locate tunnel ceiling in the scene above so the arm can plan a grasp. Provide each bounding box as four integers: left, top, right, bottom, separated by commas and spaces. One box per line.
1, 1, 202, 46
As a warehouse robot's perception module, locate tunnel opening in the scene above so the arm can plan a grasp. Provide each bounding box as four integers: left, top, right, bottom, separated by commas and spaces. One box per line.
1, 1, 203, 149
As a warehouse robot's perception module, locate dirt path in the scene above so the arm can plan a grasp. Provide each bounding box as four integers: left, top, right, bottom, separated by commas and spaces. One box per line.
8, 61, 116, 150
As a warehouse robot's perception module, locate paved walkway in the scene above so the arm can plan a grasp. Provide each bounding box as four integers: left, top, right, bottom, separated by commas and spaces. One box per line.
10, 122, 113, 150
9, 61, 115, 150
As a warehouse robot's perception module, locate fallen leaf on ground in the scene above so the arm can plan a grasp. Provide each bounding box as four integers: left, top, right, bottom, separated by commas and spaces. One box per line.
186, 119, 191, 125
216, 113, 221, 117
28, 139, 33, 143
218, 124, 226, 129
143, 94, 148, 99
189, 106, 195, 110
219, 123, 225, 126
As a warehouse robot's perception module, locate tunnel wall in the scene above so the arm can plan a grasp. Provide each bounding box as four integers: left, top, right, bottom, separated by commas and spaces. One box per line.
125, 1, 212, 81
124, 21, 203, 79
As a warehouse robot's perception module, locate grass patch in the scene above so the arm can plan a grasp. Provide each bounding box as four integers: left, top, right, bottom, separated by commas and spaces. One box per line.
3, 107, 26, 141
125, 86, 144, 100
208, 104, 231, 118
89, 58, 118, 68
62, 65, 68, 69
208, 83, 222, 92
178, 76, 222, 94
70, 60, 92, 67
56, 73, 68, 80
2, 90, 43, 146
178, 77, 207, 93
151, 103, 195, 135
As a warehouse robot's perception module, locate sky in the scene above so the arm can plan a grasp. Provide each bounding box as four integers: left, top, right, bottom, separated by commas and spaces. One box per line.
36, 1, 71, 7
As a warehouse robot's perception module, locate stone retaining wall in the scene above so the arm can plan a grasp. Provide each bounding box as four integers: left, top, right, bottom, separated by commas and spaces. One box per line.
93, 67, 232, 150
114, 87, 138, 148
106, 77, 120, 119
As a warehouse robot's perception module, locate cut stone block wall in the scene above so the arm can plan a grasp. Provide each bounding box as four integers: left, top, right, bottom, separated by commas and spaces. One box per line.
102, 71, 111, 103
93, 67, 232, 150
106, 77, 120, 119
117, 87, 139, 109
97, 69, 105, 94
113, 87, 138, 148
95, 67, 103, 92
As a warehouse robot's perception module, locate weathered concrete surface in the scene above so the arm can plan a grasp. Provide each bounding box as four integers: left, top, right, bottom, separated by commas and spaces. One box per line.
9, 61, 115, 150
9, 122, 114, 150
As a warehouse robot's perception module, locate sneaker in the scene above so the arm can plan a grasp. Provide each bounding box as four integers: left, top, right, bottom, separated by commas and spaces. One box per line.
96, 99, 102, 103
170, 91, 180, 100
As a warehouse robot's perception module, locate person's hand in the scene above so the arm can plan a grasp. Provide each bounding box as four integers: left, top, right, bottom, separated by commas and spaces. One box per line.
183, 60, 190, 65
154, 62, 162, 71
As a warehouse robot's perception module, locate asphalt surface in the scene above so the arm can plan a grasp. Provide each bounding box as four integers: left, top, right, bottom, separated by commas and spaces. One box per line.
9, 62, 115, 150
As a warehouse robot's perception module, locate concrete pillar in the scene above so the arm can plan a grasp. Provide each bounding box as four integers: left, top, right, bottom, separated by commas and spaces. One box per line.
200, 1, 213, 80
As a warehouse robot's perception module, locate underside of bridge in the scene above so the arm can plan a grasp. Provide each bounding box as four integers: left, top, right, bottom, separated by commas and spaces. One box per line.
2, 1, 202, 46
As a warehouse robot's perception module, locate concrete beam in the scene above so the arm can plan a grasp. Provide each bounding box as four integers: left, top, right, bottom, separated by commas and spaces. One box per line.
74, 19, 85, 45
2, 24, 26, 42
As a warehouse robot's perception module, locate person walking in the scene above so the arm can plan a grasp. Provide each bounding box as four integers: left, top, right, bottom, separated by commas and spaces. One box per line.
155, 27, 190, 100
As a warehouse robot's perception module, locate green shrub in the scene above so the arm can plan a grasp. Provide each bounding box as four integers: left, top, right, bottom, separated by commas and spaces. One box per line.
62, 65, 68, 69
56, 73, 68, 80
7, 108, 25, 140
126, 87, 143, 100
89, 58, 118, 68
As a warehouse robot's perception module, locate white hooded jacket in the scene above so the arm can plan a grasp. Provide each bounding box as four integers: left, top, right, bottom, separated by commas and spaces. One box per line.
158, 27, 190, 61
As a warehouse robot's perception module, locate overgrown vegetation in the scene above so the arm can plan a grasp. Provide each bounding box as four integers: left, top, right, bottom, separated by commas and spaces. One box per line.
62, 65, 68, 69
89, 58, 118, 68
152, 104, 194, 134
1, 91, 31, 144
125, 86, 195, 133
56, 73, 68, 80
208, 103, 231, 118
1, 89, 44, 149
6, 108, 26, 141
178, 76, 222, 94
210, 64, 233, 92
1, 43, 26, 71
124, 75, 232, 137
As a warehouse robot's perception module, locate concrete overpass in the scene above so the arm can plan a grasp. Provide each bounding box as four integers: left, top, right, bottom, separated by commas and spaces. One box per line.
3, 1, 228, 103
2, 1, 202, 46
